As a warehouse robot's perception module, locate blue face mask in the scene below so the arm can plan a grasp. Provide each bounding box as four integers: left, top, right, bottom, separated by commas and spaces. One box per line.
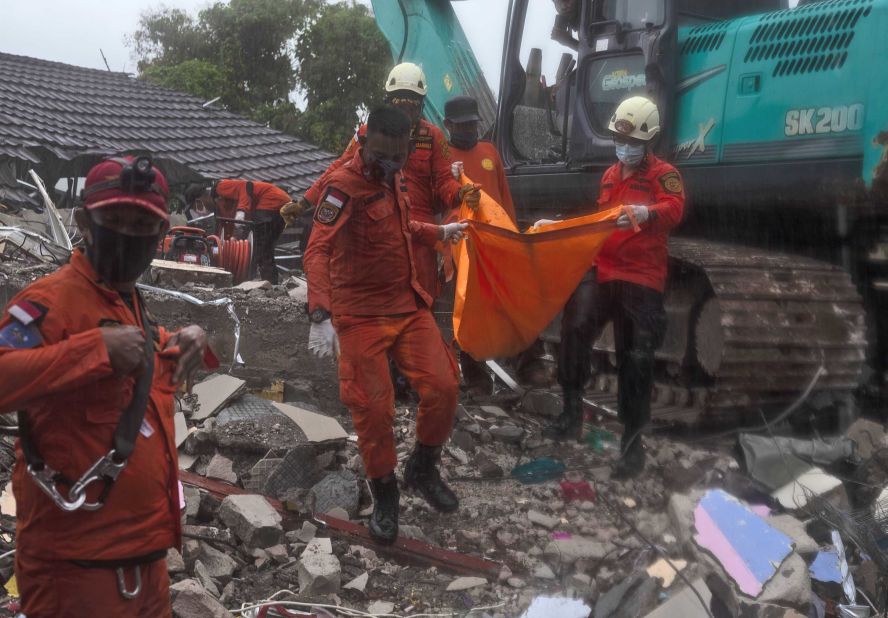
615, 142, 646, 167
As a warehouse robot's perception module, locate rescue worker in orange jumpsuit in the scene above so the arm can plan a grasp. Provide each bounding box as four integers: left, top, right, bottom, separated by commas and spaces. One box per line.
0, 156, 211, 617
303, 62, 481, 299
536, 96, 685, 478
189, 179, 301, 283
445, 95, 516, 224
303, 107, 468, 545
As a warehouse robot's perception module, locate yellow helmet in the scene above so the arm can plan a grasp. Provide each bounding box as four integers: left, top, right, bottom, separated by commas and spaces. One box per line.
385, 62, 428, 97
608, 96, 660, 141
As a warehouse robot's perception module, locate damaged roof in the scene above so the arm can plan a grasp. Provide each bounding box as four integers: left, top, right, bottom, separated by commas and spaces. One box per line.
0, 52, 335, 200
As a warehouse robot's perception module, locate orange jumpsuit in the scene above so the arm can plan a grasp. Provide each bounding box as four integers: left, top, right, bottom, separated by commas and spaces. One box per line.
0, 249, 181, 617
303, 150, 459, 479
449, 141, 516, 224
305, 120, 464, 298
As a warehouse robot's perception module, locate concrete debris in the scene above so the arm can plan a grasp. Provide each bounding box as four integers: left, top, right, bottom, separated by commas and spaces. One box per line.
294, 520, 318, 544
235, 280, 272, 291
170, 579, 230, 618
310, 470, 360, 518
273, 401, 348, 443
521, 596, 591, 618
244, 457, 283, 492
767, 514, 819, 557
298, 551, 341, 595
489, 424, 525, 444
166, 548, 186, 574
343, 571, 369, 592
445, 576, 487, 591
193, 560, 220, 597
527, 509, 559, 530
187, 374, 246, 421
646, 558, 687, 588
532, 563, 556, 580
218, 494, 283, 549
644, 578, 712, 618
303, 537, 333, 556
183, 525, 233, 545
262, 444, 324, 498
197, 542, 237, 583
150, 260, 233, 289
205, 454, 238, 484
594, 572, 660, 618
544, 536, 610, 563
367, 601, 396, 615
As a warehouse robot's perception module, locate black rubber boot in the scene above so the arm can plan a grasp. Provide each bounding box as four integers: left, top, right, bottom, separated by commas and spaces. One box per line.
542, 390, 584, 441
368, 473, 399, 545
614, 429, 646, 479
404, 443, 459, 513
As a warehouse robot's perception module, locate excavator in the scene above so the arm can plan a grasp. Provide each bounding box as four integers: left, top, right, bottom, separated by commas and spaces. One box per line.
369, 0, 888, 425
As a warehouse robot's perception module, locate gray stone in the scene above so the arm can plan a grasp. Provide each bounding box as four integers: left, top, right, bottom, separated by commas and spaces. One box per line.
507, 577, 527, 588
198, 542, 237, 582
219, 581, 236, 606
757, 553, 811, 612
766, 515, 819, 557
544, 537, 610, 563
310, 470, 360, 518
667, 492, 697, 549
166, 548, 186, 574
266, 544, 289, 564
532, 563, 556, 580
521, 390, 563, 418
171, 579, 229, 618
303, 537, 333, 555
595, 572, 659, 618
235, 280, 272, 291
475, 452, 504, 479
193, 560, 220, 597
293, 521, 317, 543
326, 506, 350, 520
183, 525, 233, 545
399, 524, 432, 544
244, 457, 283, 492
446, 576, 487, 591
451, 429, 476, 453
344, 572, 369, 592
489, 424, 525, 444
218, 494, 283, 549
205, 454, 237, 484
367, 601, 395, 615
298, 552, 341, 595
184, 486, 201, 519
262, 445, 324, 498
527, 510, 559, 530
183, 539, 201, 569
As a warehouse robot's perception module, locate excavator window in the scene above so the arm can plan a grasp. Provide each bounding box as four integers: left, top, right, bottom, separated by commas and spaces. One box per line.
509, 2, 578, 164
583, 54, 648, 136
599, 0, 665, 30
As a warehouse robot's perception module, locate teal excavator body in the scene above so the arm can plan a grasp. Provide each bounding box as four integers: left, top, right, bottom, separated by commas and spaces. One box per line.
370, 0, 888, 419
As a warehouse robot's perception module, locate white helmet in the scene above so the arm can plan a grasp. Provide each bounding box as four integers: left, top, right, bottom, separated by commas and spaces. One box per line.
385, 62, 428, 97
608, 96, 660, 141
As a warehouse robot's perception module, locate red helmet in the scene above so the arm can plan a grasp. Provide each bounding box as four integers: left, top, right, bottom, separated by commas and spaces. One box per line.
81, 156, 170, 221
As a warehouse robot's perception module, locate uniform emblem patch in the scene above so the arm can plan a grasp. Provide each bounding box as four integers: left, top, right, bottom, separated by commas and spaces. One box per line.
0, 321, 42, 349
659, 171, 683, 194
315, 188, 350, 225
481, 158, 495, 171
440, 138, 451, 160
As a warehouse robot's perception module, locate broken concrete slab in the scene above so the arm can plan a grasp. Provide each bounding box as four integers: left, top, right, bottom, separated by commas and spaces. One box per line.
310, 470, 360, 518
235, 280, 272, 291
170, 578, 229, 618
644, 577, 712, 618
367, 601, 395, 615
216, 394, 283, 426
188, 374, 247, 421
298, 552, 341, 595
694, 489, 793, 597
183, 525, 233, 545
532, 563, 556, 580
446, 576, 487, 591
198, 542, 237, 583
845, 417, 887, 459
174, 410, 190, 448
293, 521, 317, 544
262, 445, 324, 498
273, 401, 348, 443
218, 494, 283, 549
758, 552, 811, 612
179, 451, 197, 472
303, 537, 333, 556
205, 454, 238, 484
480, 405, 510, 419
766, 514, 819, 557
243, 457, 283, 492
771, 467, 844, 512
520, 390, 562, 418
193, 560, 220, 597
149, 260, 233, 289
595, 572, 660, 618
344, 571, 369, 592
489, 424, 525, 444
544, 537, 610, 563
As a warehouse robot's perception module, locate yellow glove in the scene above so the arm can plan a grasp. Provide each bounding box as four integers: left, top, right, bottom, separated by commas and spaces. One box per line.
280, 198, 309, 227
458, 183, 482, 210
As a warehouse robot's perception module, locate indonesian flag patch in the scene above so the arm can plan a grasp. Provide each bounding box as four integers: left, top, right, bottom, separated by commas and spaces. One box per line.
8, 300, 44, 325
315, 187, 350, 225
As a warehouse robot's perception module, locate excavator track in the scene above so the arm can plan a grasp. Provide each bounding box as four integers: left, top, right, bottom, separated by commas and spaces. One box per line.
584, 239, 868, 426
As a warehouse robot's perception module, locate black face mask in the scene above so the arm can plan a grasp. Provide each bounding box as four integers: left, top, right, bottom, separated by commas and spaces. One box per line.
450, 131, 479, 151
366, 158, 405, 184
86, 219, 159, 284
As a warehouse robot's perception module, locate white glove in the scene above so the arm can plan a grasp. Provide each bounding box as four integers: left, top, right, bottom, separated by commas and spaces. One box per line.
308, 319, 339, 358
451, 161, 464, 181
234, 210, 246, 221
616, 205, 650, 229
440, 222, 469, 243
532, 219, 557, 230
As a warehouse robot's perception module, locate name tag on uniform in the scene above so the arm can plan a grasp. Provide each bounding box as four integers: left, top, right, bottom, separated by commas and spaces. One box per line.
140, 419, 155, 438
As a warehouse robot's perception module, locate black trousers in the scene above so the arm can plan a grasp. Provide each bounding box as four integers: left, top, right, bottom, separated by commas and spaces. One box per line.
558, 271, 667, 433
252, 210, 285, 284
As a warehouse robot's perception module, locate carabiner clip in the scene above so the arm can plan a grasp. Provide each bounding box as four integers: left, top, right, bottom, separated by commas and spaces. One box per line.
68, 450, 128, 511
27, 464, 87, 512
116, 565, 142, 600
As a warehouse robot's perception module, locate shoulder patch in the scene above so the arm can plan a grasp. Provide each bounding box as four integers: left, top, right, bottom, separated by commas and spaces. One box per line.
659, 171, 683, 195
481, 158, 495, 171
0, 321, 42, 349
440, 138, 451, 160
315, 188, 350, 225
8, 300, 46, 325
